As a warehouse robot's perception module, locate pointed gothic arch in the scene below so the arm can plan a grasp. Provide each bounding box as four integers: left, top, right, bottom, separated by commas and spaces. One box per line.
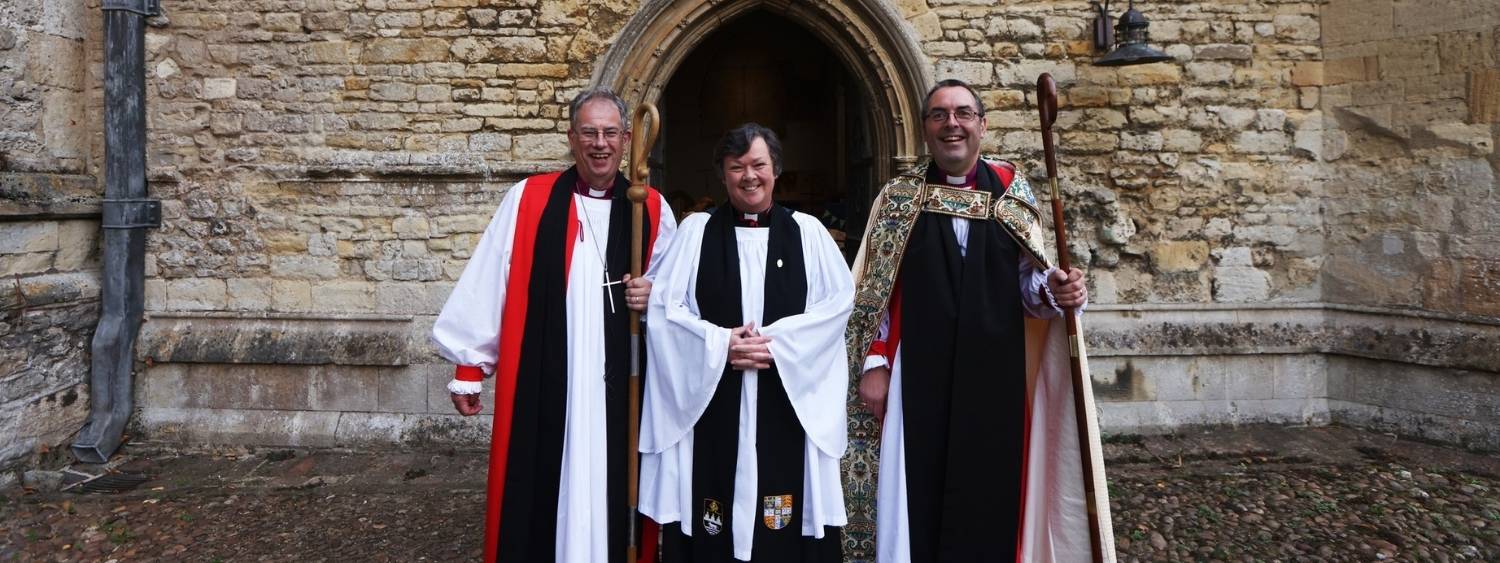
591, 0, 933, 178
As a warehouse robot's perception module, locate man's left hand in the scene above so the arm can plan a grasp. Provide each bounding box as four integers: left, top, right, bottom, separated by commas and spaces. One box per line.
624, 273, 651, 312
1048, 267, 1088, 309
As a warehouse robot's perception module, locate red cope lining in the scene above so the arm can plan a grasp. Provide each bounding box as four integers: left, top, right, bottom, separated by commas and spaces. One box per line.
866, 162, 1028, 560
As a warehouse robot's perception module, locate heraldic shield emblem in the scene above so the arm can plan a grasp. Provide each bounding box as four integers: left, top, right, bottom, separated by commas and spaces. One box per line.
702, 498, 724, 536
762, 494, 794, 530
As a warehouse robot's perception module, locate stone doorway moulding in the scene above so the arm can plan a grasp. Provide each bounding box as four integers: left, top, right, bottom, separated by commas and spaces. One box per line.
591, 0, 934, 180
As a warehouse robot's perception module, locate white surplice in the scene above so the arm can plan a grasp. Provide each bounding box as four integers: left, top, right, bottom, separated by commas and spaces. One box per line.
638, 210, 853, 561
430, 178, 677, 563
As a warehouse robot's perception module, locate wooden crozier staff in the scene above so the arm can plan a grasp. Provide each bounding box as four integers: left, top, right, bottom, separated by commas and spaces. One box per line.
626, 101, 659, 563
1037, 72, 1111, 563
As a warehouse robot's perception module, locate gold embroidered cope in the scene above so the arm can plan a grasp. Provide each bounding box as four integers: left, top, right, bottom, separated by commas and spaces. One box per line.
844, 158, 1055, 375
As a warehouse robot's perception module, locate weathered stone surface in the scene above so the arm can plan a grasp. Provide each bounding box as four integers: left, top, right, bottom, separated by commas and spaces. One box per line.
1186, 61, 1233, 84
369, 82, 417, 101
1152, 241, 1210, 273
513, 133, 569, 160
1324, 57, 1375, 84
1214, 266, 1272, 301
1290, 61, 1323, 86
25, 34, 84, 91
202, 78, 237, 99
1470, 68, 1500, 123
167, 279, 228, 311
1438, 29, 1496, 73
139, 317, 413, 366
0, 267, 98, 471
303, 41, 359, 64
0, 222, 60, 254
934, 59, 993, 85
227, 278, 273, 311
312, 281, 376, 312
1379, 37, 1440, 80
1232, 131, 1291, 154
362, 39, 451, 63
1331, 357, 1500, 446
1323, 0, 1394, 46
4, 0, 1496, 470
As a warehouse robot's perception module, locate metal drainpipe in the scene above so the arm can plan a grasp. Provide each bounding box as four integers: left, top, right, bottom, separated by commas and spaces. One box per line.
72, 0, 162, 464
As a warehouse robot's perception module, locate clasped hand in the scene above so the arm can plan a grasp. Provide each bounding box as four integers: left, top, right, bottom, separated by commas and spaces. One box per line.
728, 323, 773, 370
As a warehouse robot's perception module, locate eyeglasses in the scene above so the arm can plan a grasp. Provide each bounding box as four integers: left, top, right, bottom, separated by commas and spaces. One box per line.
574, 127, 623, 141
925, 108, 981, 124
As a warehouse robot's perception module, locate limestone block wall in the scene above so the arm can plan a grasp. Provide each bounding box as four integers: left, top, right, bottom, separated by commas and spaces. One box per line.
921, 0, 1325, 308
1317, 0, 1500, 449
907, 0, 1334, 434
127, 0, 602, 445
0, 0, 1421, 451
119, 0, 1342, 448
0, 0, 102, 474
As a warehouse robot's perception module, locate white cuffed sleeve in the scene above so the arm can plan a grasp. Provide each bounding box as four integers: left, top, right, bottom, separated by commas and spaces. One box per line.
1020, 261, 1088, 319
430, 179, 528, 374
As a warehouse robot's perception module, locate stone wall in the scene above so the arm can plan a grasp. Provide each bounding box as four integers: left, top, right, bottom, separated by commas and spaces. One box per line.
0, 0, 1459, 451
903, 0, 1344, 434
922, 0, 1325, 308
121, 0, 1345, 448
0, 0, 102, 474
1316, 0, 1500, 448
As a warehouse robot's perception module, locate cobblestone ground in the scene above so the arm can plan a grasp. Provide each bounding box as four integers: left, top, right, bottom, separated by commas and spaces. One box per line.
1, 425, 1497, 562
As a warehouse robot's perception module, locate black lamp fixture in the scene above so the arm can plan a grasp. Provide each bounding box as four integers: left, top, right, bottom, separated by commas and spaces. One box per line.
1090, 0, 1173, 67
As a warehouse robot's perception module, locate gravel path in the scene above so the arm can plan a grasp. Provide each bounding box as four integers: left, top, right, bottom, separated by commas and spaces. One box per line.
2, 425, 1497, 562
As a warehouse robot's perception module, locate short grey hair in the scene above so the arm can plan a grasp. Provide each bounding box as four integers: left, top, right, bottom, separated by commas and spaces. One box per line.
568, 88, 629, 131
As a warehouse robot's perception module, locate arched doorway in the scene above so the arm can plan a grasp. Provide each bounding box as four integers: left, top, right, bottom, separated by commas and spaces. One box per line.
592, 0, 933, 254
654, 11, 875, 256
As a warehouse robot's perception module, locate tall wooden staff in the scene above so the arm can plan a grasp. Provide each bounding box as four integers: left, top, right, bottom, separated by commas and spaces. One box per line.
1037, 73, 1108, 563
626, 101, 659, 563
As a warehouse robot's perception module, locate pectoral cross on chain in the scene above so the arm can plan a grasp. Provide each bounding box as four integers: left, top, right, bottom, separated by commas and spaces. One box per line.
601, 271, 623, 314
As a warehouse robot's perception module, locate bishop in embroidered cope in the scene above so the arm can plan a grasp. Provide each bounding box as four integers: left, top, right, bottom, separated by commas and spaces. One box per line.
845, 80, 1115, 562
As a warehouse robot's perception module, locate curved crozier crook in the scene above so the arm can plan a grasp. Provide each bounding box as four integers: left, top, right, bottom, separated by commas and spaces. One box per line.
1036, 73, 1059, 132
629, 103, 660, 190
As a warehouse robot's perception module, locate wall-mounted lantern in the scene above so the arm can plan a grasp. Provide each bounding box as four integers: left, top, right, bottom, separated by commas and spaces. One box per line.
1090, 0, 1173, 67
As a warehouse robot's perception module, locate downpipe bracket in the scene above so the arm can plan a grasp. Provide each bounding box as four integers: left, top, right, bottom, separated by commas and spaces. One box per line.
101, 199, 161, 230
101, 0, 161, 16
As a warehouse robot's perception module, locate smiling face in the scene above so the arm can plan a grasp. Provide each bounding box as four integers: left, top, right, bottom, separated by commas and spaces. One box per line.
922, 85, 987, 176
567, 98, 632, 188
721, 136, 777, 214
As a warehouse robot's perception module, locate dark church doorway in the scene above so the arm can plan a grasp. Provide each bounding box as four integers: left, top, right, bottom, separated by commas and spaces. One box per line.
654, 10, 878, 259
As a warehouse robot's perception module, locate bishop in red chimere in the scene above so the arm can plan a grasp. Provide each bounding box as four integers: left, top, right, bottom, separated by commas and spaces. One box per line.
431, 88, 677, 563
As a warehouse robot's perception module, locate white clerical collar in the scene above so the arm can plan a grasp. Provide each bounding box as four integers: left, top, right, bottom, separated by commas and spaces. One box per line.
735, 209, 767, 227
939, 163, 979, 188
588, 188, 608, 198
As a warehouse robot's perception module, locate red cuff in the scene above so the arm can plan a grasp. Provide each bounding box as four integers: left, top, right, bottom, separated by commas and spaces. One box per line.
866, 340, 888, 357
455, 365, 485, 382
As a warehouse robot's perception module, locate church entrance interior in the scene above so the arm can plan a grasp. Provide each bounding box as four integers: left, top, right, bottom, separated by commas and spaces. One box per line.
654, 10, 878, 259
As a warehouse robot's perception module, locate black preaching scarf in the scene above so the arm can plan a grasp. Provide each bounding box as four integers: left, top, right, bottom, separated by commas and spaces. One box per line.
899, 162, 1028, 561
669, 203, 834, 562
495, 167, 651, 563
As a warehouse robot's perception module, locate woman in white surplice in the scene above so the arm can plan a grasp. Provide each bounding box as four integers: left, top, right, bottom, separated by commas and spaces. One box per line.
638, 124, 854, 562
